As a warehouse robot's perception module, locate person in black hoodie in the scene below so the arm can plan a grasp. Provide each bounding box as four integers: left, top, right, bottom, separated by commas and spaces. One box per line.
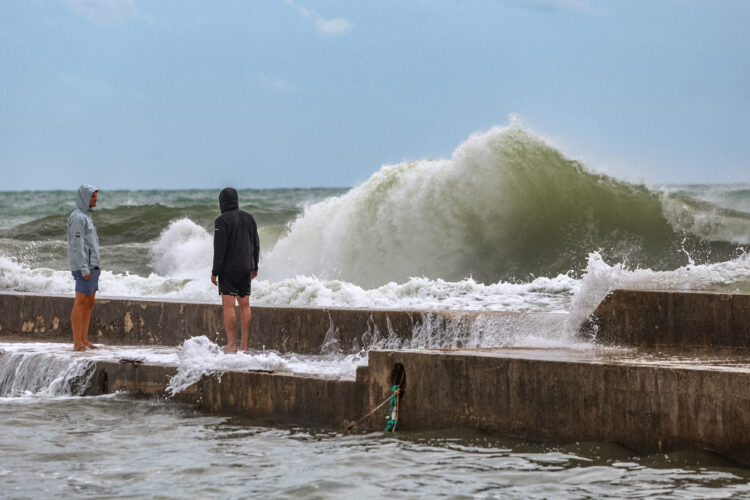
211, 187, 260, 353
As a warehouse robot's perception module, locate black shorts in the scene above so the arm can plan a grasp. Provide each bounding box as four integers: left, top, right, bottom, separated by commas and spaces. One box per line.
218, 271, 252, 297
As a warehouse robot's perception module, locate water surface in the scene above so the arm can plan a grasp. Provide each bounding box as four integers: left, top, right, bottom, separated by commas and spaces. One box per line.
2, 395, 749, 499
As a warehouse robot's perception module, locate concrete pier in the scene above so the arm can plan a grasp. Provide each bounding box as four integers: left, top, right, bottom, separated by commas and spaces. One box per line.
2, 290, 750, 465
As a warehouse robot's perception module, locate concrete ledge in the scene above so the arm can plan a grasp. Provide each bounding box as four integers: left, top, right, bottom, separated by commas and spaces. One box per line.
86, 360, 181, 398
0, 292, 561, 354
587, 290, 750, 348
364, 349, 750, 466
194, 370, 366, 427
86, 360, 365, 429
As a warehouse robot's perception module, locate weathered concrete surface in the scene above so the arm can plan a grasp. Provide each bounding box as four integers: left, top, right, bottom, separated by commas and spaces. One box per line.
85, 360, 182, 398
0, 292, 561, 354
587, 290, 750, 349
364, 349, 750, 465
85, 360, 366, 429
0, 293, 225, 347
194, 370, 366, 427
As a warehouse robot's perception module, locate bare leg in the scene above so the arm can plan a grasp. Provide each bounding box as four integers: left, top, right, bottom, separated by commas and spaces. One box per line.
82, 292, 96, 348
237, 295, 252, 351
71, 292, 87, 351
221, 294, 238, 353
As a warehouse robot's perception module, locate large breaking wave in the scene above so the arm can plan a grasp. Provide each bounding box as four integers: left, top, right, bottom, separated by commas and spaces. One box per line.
263, 123, 750, 287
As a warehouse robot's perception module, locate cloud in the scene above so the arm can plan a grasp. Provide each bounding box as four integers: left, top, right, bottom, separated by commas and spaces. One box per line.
61, 0, 138, 24
259, 72, 296, 92
285, 0, 353, 37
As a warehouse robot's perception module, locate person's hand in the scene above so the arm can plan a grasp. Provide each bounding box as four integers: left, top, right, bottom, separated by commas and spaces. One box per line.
251, 270, 258, 280
211, 275, 217, 286
83, 273, 91, 281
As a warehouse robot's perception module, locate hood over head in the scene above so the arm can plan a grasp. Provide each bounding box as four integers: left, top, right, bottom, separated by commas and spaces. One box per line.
76, 184, 98, 212
219, 187, 239, 213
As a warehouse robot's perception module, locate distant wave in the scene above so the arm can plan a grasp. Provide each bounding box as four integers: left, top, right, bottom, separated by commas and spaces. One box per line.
661, 184, 750, 214
660, 192, 750, 246
0, 203, 299, 245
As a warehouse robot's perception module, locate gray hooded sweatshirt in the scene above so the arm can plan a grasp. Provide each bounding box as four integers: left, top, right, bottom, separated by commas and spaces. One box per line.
67, 184, 100, 275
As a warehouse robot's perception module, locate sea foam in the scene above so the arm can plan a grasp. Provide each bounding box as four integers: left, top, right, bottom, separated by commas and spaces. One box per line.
566, 251, 750, 332
149, 218, 213, 279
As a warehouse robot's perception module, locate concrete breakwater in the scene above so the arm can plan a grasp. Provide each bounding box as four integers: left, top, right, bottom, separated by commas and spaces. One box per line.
0, 292, 566, 352
2, 290, 750, 465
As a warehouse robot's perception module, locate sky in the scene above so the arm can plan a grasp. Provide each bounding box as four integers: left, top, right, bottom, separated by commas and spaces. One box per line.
1, 0, 749, 190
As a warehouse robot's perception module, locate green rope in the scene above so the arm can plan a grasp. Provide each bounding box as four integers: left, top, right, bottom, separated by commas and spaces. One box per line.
384, 385, 399, 432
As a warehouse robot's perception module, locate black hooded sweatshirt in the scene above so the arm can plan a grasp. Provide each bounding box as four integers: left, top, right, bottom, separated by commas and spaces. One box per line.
211, 188, 260, 277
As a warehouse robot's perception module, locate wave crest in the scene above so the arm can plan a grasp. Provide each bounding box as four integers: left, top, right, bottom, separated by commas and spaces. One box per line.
264, 123, 748, 286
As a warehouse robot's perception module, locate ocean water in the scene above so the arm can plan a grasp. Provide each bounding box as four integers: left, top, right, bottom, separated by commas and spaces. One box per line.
4, 395, 750, 499
2, 123, 750, 495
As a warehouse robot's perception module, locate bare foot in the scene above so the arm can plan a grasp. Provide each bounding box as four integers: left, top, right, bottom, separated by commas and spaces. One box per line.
223, 346, 237, 354
73, 345, 87, 352
86, 343, 98, 349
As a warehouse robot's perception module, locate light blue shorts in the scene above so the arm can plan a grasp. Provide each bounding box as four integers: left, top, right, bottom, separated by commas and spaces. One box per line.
72, 268, 100, 296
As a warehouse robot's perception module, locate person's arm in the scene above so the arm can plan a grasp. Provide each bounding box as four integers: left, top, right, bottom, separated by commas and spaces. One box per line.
211, 217, 227, 282
68, 215, 90, 277
250, 215, 259, 278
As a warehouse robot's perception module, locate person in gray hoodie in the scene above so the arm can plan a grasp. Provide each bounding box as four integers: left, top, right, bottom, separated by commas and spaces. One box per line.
67, 184, 102, 351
